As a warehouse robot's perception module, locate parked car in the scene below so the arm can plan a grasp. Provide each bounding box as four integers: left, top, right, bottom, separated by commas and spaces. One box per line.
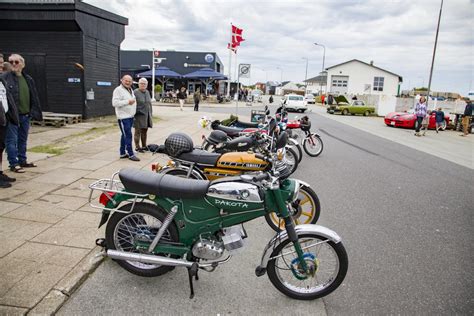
304, 94, 315, 104
384, 110, 450, 130
327, 100, 376, 116
281, 94, 308, 112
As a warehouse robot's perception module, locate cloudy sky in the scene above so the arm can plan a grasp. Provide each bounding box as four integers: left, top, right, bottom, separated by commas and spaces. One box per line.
84, 0, 473, 95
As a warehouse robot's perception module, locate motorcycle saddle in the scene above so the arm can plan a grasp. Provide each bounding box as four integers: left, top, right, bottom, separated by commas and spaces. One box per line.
231, 120, 259, 128
213, 125, 242, 137
119, 168, 210, 199
177, 149, 221, 166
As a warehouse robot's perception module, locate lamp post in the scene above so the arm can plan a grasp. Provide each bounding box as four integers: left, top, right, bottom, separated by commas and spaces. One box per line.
302, 57, 309, 93
314, 43, 326, 94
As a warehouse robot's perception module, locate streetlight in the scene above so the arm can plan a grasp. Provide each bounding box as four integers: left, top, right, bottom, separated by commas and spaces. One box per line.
276, 66, 283, 83
302, 57, 309, 92
314, 43, 326, 94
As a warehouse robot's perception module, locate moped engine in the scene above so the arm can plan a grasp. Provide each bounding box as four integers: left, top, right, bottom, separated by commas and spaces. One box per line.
192, 238, 225, 260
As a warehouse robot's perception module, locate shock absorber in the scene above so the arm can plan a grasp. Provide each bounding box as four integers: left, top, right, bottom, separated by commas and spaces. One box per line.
147, 205, 178, 252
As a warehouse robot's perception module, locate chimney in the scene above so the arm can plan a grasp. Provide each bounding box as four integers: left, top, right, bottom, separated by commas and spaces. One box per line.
370, 60, 374, 66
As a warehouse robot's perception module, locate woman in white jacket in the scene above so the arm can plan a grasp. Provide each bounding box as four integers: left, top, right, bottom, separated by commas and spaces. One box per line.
112, 75, 139, 161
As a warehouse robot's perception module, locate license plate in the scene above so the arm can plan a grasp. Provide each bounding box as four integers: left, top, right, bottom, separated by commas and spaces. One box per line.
390, 121, 395, 126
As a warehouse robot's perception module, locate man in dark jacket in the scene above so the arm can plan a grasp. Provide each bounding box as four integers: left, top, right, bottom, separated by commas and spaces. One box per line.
460, 99, 472, 136
0, 72, 19, 187
2, 54, 42, 173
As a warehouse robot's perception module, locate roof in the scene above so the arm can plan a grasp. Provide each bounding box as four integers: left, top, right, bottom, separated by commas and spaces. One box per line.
304, 75, 327, 84
326, 59, 403, 82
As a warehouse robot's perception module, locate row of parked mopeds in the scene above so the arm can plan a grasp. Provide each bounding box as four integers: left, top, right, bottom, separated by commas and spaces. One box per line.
88, 104, 348, 300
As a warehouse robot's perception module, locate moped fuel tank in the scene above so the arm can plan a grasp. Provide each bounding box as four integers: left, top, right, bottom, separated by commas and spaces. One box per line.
216, 152, 268, 171
206, 181, 264, 212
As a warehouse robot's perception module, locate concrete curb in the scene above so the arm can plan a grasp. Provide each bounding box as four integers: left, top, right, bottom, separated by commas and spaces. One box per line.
27, 247, 104, 315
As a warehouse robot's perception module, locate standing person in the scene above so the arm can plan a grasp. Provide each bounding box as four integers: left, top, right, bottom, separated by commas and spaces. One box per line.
269, 95, 274, 104
0, 60, 19, 187
421, 110, 430, 136
435, 107, 445, 133
3, 54, 42, 173
177, 87, 187, 111
112, 75, 139, 161
414, 96, 427, 136
133, 78, 153, 152
193, 89, 201, 111
327, 94, 334, 105
460, 99, 472, 137
321, 94, 326, 105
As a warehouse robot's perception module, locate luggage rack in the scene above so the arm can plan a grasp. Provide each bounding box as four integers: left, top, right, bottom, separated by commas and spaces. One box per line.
88, 171, 149, 213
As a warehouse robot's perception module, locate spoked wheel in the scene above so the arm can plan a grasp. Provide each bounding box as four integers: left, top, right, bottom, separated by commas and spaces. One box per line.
265, 186, 321, 232
303, 134, 324, 157
105, 203, 180, 277
284, 147, 299, 175
288, 138, 303, 163
267, 233, 348, 300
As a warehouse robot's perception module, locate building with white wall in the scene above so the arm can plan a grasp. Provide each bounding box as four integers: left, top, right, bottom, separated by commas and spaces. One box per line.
326, 59, 402, 96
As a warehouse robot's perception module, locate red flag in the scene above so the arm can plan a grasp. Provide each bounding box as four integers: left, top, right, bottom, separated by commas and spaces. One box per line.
232, 25, 245, 46
227, 42, 238, 53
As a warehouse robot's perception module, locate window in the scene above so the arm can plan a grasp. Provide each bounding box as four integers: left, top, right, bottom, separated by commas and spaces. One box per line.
373, 77, 384, 91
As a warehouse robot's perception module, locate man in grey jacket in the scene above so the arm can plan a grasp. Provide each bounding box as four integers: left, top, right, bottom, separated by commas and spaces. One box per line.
112, 75, 139, 161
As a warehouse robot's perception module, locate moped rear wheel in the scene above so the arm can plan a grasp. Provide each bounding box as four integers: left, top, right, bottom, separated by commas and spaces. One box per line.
267, 233, 348, 300
105, 203, 180, 277
265, 186, 320, 232
303, 134, 323, 157
285, 147, 299, 175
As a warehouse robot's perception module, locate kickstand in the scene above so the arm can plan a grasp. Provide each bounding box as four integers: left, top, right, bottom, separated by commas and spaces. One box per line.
187, 262, 199, 299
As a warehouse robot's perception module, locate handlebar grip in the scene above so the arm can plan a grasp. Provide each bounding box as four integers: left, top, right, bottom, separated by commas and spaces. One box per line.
252, 173, 270, 182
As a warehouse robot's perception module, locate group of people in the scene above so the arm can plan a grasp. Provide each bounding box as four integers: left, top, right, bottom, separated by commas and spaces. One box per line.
0, 53, 42, 189
414, 96, 472, 137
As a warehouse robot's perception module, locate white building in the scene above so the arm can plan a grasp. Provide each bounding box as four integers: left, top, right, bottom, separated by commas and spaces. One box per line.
325, 59, 402, 96
275, 81, 305, 96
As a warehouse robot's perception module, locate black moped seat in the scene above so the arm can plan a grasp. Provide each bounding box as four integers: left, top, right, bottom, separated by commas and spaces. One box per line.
119, 168, 210, 199
213, 124, 243, 137
177, 149, 221, 166
230, 120, 260, 128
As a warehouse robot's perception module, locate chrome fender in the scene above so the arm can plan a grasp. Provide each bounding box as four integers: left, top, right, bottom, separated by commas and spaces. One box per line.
258, 224, 342, 269
294, 179, 310, 188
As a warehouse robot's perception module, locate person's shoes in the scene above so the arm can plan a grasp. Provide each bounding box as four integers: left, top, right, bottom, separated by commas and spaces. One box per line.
136, 148, 144, 153
0, 172, 16, 182
422, 132, 426, 136
129, 155, 140, 161
459, 134, 467, 137
10, 165, 25, 173
0, 180, 12, 188
19, 162, 37, 168
436, 128, 438, 133
120, 154, 129, 159
141, 146, 149, 152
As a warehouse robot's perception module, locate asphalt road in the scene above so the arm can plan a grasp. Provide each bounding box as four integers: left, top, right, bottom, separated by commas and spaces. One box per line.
59, 103, 474, 315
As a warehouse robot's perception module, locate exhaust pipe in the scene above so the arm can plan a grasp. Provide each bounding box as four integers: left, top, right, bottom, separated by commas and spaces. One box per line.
107, 250, 194, 268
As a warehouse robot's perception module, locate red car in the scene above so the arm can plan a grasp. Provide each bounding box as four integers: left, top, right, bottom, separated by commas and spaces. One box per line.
384, 110, 450, 130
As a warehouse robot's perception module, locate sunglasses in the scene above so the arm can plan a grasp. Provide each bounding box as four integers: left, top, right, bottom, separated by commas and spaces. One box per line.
9, 60, 20, 65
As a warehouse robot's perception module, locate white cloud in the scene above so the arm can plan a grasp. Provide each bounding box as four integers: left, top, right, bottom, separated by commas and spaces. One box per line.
84, 0, 473, 94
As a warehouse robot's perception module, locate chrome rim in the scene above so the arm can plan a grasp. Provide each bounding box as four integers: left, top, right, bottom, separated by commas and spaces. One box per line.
274, 237, 340, 294
113, 213, 170, 270
305, 135, 322, 155
284, 149, 297, 171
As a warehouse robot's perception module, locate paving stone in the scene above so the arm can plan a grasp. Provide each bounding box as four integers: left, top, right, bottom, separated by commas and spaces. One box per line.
28, 289, 67, 316
88, 149, 122, 161
52, 178, 99, 199
0, 218, 51, 257
25, 158, 68, 174
0, 305, 28, 316
0, 187, 26, 200
37, 195, 88, 211
0, 201, 23, 216
5, 242, 89, 268
31, 168, 90, 185
67, 158, 112, 171
32, 212, 104, 249
0, 257, 38, 296
3, 201, 72, 224
84, 159, 147, 179
0, 263, 70, 308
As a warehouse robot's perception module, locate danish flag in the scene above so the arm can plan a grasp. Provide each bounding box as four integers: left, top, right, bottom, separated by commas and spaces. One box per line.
228, 24, 245, 53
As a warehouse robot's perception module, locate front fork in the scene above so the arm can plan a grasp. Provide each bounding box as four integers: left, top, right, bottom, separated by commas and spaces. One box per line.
271, 189, 309, 272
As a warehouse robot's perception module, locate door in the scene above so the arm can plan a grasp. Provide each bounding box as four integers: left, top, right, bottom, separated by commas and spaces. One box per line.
330, 75, 348, 94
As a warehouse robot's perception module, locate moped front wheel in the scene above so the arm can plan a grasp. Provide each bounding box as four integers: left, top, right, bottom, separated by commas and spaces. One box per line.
105, 203, 180, 277
303, 134, 323, 157
265, 186, 320, 231
285, 147, 299, 175
267, 233, 348, 300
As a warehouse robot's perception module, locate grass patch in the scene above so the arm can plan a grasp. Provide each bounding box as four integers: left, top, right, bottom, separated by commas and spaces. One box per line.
29, 144, 67, 155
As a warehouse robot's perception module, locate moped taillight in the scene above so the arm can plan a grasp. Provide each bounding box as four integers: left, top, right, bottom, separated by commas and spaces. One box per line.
99, 192, 115, 206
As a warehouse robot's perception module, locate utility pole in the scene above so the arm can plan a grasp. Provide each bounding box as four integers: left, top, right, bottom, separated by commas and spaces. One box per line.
426, 0, 444, 109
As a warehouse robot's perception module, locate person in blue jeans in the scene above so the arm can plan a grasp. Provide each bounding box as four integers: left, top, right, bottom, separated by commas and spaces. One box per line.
2, 54, 42, 173
112, 75, 139, 161
434, 107, 445, 133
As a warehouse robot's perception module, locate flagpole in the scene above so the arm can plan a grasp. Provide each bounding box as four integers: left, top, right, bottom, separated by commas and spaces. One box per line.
227, 23, 232, 98
236, 62, 240, 116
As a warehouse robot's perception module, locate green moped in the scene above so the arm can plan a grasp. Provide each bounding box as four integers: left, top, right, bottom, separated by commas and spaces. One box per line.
89, 157, 348, 300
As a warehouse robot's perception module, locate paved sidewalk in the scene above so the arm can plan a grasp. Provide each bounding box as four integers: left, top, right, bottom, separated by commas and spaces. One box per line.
0, 105, 229, 315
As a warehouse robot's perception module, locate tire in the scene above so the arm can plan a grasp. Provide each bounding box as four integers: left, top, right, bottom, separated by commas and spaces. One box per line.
105, 203, 180, 277
284, 147, 299, 175
342, 109, 348, 115
267, 233, 348, 300
363, 110, 370, 116
287, 139, 303, 164
265, 186, 321, 232
303, 134, 323, 157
